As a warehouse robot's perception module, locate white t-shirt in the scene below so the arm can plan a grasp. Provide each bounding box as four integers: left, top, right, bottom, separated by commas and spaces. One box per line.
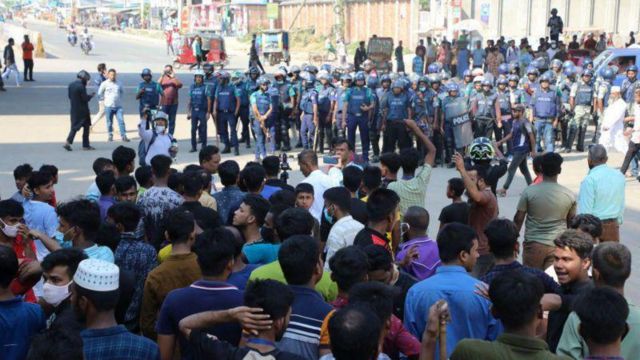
301, 169, 340, 221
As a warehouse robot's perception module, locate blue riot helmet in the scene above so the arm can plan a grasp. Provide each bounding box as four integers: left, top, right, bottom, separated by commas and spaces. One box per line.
562, 60, 574, 69
539, 73, 552, 83
526, 67, 539, 76
507, 74, 519, 83
380, 74, 391, 84
441, 71, 451, 82
427, 62, 442, 74
288, 65, 301, 76
498, 63, 509, 75
257, 76, 270, 86
600, 67, 615, 81
463, 69, 472, 78
391, 79, 404, 89
582, 69, 594, 78
418, 75, 430, 85
446, 82, 459, 93
321, 63, 332, 73
354, 71, 366, 83
367, 76, 379, 89
508, 61, 520, 74
428, 73, 441, 84
550, 59, 563, 70
627, 65, 638, 74
141, 68, 152, 78
304, 74, 316, 88
340, 73, 353, 83
497, 77, 508, 86
583, 57, 594, 68
481, 79, 492, 88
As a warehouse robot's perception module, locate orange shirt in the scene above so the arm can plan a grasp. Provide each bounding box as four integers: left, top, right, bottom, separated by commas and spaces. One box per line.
22, 42, 34, 60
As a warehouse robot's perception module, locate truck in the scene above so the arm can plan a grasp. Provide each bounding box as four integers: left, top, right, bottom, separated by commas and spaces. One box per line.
592, 47, 640, 86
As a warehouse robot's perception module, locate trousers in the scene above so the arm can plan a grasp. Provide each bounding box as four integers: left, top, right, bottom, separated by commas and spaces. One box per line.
162, 103, 178, 135
502, 150, 532, 190
535, 118, 555, 153
347, 113, 370, 162
382, 120, 412, 153
23, 59, 33, 80
252, 119, 276, 159
67, 116, 91, 148
300, 113, 316, 149
217, 111, 238, 147
105, 106, 127, 138
190, 111, 208, 149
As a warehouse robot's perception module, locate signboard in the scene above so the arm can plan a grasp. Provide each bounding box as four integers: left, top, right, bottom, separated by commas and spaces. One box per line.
480, 3, 490, 24
266, 3, 278, 20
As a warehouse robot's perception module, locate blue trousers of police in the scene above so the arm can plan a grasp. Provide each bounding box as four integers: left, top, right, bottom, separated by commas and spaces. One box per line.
252, 119, 276, 160
300, 113, 316, 149
535, 118, 555, 153
347, 113, 369, 162
217, 111, 238, 148
191, 111, 207, 150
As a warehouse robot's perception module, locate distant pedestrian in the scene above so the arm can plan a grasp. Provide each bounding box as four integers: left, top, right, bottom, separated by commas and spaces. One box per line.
98, 69, 129, 142
354, 41, 367, 71
415, 39, 426, 64
189, 35, 203, 70
395, 41, 405, 73
337, 38, 347, 66
164, 25, 174, 56
92, 63, 108, 128
2, 38, 20, 87
21, 35, 34, 82
0, 57, 5, 91
547, 8, 563, 42
249, 37, 265, 74
64, 70, 95, 151
626, 32, 636, 47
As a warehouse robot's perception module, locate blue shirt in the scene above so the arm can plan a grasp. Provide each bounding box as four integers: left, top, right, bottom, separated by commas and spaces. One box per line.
23, 199, 59, 261
0, 297, 46, 360
577, 164, 626, 223
86, 181, 101, 202
278, 285, 333, 359
157, 280, 243, 360
227, 264, 259, 290
260, 184, 281, 200
404, 265, 500, 358
98, 195, 117, 221
472, 48, 486, 66
81, 325, 160, 360
242, 241, 281, 265
213, 186, 246, 225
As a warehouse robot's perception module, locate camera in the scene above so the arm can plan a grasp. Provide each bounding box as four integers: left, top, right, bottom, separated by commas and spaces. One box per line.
279, 153, 291, 183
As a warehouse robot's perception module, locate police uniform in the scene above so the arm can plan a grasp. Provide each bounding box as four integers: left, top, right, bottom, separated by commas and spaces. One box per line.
317, 83, 335, 153
137, 80, 162, 116
333, 85, 349, 139
412, 86, 436, 157
250, 88, 273, 160
558, 76, 575, 148
530, 86, 561, 152
214, 82, 240, 152
275, 79, 295, 151
189, 82, 211, 151
620, 76, 638, 104
472, 90, 498, 138
381, 90, 411, 153
344, 85, 373, 161
235, 79, 252, 147
496, 88, 512, 153
569, 79, 594, 151
299, 86, 319, 150
594, 79, 612, 144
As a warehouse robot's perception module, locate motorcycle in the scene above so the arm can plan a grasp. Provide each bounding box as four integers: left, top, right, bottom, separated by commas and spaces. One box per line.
80, 35, 93, 55
67, 32, 77, 46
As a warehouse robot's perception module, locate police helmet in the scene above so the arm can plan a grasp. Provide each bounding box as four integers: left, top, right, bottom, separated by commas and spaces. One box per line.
289, 65, 301, 75
380, 74, 391, 83
304, 74, 316, 88
274, 68, 287, 78
583, 58, 593, 67
471, 68, 485, 77
306, 65, 319, 74
203, 63, 214, 71
409, 73, 420, 83
321, 63, 332, 73
257, 76, 271, 86
446, 83, 459, 93
341, 74, 353, 82
231, 71, 243, 80
428, 73, 441, 83
77, 70, 91, 81
550, 59, 563, 69
582, 69, 594, 78
194, 70, 205, 78
539, 74, 552, 83
154, 111, 169, 121
469, 137, 495, 161
563, 66, 576, 77
627, 65, 638, 73
600, 67, 615, 81
473, 76, 484, 83
526, 67, 539, 76
427, 62, 442, 74
317, 71, 331, 81
441, 71, 451, 81
481, 79, 493, 87
463, 69, 472, 78
367, 76, 379, 88
391, 79, 404, 89
419, 75, 430, 85
497, 77, 509, 86
248, 66, 260, 75
354, 71, 367, 82
508, 62, 520, 73
534, 57, 549, 70
498, 63, 509, 75
141, 68, 152, 77
562, 60, 575, 69
508, 74, 519, 83
218, 70, 230, 79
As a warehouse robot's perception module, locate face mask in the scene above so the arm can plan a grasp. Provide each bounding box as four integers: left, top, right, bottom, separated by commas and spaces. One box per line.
419, 86, 427, 92
323, 207, 335, 225
156, 126, 166, 133
260, 226, 275, 243
42, 281, 72, 307
62, 227, 75, 242
0, 219, 19, 238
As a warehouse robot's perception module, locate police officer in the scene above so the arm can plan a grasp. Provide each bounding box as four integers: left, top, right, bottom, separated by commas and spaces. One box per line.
495, 77, 512, 154
620, 65, 638, 104
530, 74, 561, 153
332, 74, 352, 141
594, 66, 614, 144
274, 68, 294, 151
233, 71, 252, 149
367, 76, 382, 162
187, 70, 211, 152
461, 69, 474, 97
412, 75, 436, 158
470, 76, 483, 98
250, 77, 273, 161
213, 71, 241, 155
299, 73, 319, 150
441, 83, 473, 165
203, 63, 218, 93
288, 65, 304, 148
380, 79, 412, 154
136, 68, 163, 117
472, 79, 502, 139
316, 71, 335, 153
550, 59, 563, 86
507, 74, 522, 106
519, 67, 540, 108
567, 69, 595, 152
558, 65, 576, 150
342, 71, 374, 162
430, 73, 448, 165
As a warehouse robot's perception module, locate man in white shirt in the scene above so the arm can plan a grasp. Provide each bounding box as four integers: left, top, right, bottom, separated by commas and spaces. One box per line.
298, 150, 339, 220
327, 139, 363, 185
323, 187, 364, 270
138, 111, 177, 166
98, 68, 129, 142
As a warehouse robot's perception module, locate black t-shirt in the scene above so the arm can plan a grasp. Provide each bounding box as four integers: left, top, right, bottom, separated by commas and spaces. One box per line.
350, 198, 368, 225
189, 330, 305, 360
438, 202, 470, 226
178, 201, 222, 231
392, 271, 417, 320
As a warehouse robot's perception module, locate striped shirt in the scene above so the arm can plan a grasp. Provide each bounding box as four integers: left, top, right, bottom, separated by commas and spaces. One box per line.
387, 164, 433, 216
278, 285, 333, 359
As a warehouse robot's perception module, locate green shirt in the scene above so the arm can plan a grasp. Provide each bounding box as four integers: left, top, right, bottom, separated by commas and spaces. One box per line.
248, 260, 338, 302
387, 164, 433, 216
451, 333, 571, 360
517, 181, 576, 246
557, 303, 640, 360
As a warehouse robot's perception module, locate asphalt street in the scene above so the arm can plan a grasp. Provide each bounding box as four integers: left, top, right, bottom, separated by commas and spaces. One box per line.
1, 21, 639, 302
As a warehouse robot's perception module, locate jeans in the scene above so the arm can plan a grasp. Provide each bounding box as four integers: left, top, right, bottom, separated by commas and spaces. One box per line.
252, 119, 275, 159
2, 63, 21, 86
162, 104, 178, 135
23, 59, 33, 80
535, 118, 555, 153
190, 111, 208, 150
300, 113, 316, 149
347, 113, 370, 162
620, 141, 640, 175
502, 150, 533, 190
105, 106, 127, 138
217, 111, 238, 147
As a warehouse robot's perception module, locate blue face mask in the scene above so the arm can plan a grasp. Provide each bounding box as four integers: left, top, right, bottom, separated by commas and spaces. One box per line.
419, 86, 427, 92
323, 207, 335, 225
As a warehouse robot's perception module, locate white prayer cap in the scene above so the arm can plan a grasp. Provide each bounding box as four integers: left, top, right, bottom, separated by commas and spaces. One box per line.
611, 86, 621, 93
73, 259, 120, 292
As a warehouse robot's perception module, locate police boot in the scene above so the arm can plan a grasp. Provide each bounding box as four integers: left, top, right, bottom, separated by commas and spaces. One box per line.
234, 146, 240, 156
577, 126, 586, 152
222, 145, 231, 154
564, 127, 577, 153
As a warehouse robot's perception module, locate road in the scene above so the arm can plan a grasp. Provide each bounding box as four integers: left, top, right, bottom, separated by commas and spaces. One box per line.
1, 21, 639, 302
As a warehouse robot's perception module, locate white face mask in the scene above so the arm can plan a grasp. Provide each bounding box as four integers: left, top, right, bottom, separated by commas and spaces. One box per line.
0, 219, 19, 238
156, 125, 166, 133
42, 281, 72, 307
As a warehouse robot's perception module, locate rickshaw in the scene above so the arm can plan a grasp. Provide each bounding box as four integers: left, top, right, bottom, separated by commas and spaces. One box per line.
261, 30, 290, 66
367, 36, 394, 73
173, 32, 228, 69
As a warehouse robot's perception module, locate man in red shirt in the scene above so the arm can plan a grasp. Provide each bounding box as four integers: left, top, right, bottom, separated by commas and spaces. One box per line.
159, 64, 183, 135
21, 35, 34, 82
583, 33, 597, 51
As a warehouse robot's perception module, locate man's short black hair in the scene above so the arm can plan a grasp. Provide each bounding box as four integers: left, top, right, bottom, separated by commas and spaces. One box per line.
39, 164, 59, 178
0, 246, 18, 288
150, 155, 173, 178
193, 227, 236, 277
240, 165, 266, 193
447, 177, 465, 197
107, 202, 141, 232
182, 171, 203, 197
295, 182, 314, 196
275, 208, 315, 241
323, 187, 352, 214
362, 244, 393, 272
166, 208, 195, 245
532, 154, 544, 174
218, 160, 240, 186
342, 166, 363, 193
574, 287, 629, 345
114, 176, 137, 194
168, 171, 183, 193
279, 235, 319, 285
75, 284, 119, 312
242, 194, 270, 227
553, 229, 594, 260
349, 282, 395, 323
27, 329, 84, 360
27, 171, 52, 190
437, 223, 477, 263
57, 200, 102, 240
13, 163, 33, 180
570, 214, 603, 239
379, 152, 402, 174
329, 305, 382, 360
540, 152, 563, 177
489, 271, 544, 330
366, 188, 400, 223
333, 137, 352, 151
41, 248, 88, 279
329, 246, 369, 292
399, 148, 421, 174
183, 164, 203, 173
362, 166, 382, 191
262, 156, 281, 177
0, 199, 24, 219
485, 218, 519, 259
134, 165, 153, 188
269, 189, 296, 207
111, 146, 136, 173
592, 243, 631, 288
96, 170, 116, 195
95, 222, 120, 253
198, 145, 220, 164
244, 279, 294, 321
